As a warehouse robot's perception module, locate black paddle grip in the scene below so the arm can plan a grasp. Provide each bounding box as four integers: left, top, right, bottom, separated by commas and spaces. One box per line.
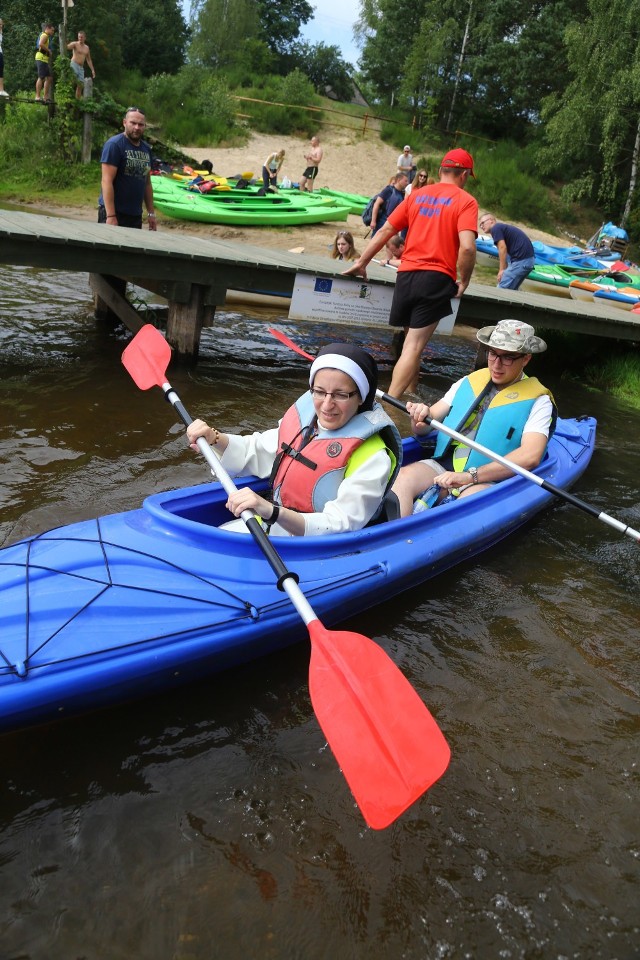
164, 386, 300, 591
245, 517, 300, 590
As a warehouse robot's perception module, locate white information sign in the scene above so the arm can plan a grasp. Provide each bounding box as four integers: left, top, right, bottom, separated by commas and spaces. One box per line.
288, 273, 458, 334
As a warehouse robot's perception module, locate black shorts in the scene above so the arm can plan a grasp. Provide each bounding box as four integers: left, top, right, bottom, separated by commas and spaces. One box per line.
0, 52, 4, 79
302, 165, 319, 180
388, 270, 458, 329
36, 60, 51, 79
98, 205, 142, 229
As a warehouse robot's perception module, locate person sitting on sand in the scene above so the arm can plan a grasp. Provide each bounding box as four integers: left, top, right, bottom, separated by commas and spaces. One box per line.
186, 343, 402, 536
262, 149, 285, 192
330, 230, 359, 261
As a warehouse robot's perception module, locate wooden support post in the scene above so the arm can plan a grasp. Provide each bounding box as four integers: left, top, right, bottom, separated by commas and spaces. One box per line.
89, 274, 145, 333
81, 78, 93, 164
167, 284, 207, 362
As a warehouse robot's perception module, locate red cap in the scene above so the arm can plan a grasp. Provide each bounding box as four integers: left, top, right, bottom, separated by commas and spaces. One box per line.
441, 148, 475, 177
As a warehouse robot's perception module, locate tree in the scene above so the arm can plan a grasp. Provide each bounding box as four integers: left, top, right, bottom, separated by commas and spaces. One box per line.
0, 0, 131, 90
290, 42, 353, 100
256, 0, 313, 57
536, 0, 640, 225
356, 0, 428, 104
355, 0, 584, 139
188, 0, 258, 71
121, 0, 188, 76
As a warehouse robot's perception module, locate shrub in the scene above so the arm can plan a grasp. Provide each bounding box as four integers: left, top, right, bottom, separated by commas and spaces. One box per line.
144, 67, 242, 145
232, 71, 321, 136
467, 141, 551, 226
279, 69, 316, 107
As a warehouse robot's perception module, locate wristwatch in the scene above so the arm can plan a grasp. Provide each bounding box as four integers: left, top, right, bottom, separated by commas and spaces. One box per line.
468, 467, 479, 484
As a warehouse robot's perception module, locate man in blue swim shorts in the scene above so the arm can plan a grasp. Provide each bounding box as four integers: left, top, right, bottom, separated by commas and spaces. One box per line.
67, 30, 95, 99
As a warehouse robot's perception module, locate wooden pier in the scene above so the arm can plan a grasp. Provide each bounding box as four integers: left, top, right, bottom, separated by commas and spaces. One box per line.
1, 209, 639, 360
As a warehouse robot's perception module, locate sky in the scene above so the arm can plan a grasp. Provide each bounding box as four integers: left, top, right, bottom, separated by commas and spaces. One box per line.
299, 0, 362, 68
180, 0, 362, 69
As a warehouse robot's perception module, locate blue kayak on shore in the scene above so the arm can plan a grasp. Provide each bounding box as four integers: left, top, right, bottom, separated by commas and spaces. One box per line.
0, 418, 596, 733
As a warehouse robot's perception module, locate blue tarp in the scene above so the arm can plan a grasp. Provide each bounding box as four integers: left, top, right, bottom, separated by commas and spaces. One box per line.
599, 221, 629, 242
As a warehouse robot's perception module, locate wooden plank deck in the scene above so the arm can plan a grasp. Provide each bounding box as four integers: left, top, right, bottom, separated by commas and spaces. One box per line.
1, 209, 639, 353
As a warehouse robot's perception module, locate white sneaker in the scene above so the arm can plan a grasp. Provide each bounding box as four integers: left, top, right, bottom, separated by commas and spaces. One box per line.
0, 91, 9, 98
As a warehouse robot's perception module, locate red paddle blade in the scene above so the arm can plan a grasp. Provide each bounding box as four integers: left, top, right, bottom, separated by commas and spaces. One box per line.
268, 327, 315, 362
308, 620, 450, 830
122, 324, 172, 390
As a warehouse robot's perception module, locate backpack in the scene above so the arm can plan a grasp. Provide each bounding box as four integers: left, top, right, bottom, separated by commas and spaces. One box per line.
362, 194, 378, 226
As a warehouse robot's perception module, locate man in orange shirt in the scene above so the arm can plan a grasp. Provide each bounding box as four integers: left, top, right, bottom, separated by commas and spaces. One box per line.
344, 148, 478, 398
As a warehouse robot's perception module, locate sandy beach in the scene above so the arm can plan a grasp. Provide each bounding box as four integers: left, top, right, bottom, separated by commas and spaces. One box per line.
177, 130, 569, 258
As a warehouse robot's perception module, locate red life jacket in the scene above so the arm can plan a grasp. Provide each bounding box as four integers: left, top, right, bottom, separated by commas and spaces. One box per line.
270, 392, 400, 514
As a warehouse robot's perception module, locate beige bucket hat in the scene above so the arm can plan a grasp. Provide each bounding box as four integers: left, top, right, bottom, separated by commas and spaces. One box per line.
476, 319, 547, 354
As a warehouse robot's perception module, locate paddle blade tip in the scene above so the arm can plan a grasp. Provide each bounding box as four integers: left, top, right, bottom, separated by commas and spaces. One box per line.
307, 620, 451, 830
122, 324, 171, 391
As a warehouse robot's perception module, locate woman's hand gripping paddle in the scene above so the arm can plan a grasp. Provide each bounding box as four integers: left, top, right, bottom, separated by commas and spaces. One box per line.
268, 327, 640, 543
122, 325, 450, 830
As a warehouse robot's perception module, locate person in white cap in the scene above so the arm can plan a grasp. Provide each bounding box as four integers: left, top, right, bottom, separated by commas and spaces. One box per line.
391, 319, 556, 517
186, 343, 402, 536
397, 145, 415, 182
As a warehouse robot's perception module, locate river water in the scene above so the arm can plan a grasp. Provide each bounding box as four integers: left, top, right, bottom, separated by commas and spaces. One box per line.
0, 265, 638, 960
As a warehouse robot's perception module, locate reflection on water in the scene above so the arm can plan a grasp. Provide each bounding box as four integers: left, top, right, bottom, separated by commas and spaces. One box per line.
0, 265, 638, 959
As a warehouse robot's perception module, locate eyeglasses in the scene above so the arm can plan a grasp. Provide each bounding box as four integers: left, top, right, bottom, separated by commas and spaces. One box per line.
479, 220, 493, 229
487, 349, 525, 366
417, 174, 428, 179
125, 106, 146, 116
310, 387, 359, 403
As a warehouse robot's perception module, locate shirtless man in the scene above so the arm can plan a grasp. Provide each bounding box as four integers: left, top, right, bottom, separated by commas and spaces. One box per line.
299, 136, 323, 192
67, 30, 95, 99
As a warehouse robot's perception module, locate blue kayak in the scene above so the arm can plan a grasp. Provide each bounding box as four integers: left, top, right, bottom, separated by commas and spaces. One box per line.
593, 288, 640, 308
476, 236, 624, 271
0, 418, 596, 732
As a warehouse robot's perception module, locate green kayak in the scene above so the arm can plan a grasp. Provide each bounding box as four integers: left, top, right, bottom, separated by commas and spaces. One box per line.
151, 177, 352, 226
522, 263, 640, 297
316, 188, 370, 216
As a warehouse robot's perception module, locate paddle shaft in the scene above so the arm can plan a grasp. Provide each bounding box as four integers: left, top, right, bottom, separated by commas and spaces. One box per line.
377, 389, 640, 542
162, 383, 319, 622
122, 325, 451, 829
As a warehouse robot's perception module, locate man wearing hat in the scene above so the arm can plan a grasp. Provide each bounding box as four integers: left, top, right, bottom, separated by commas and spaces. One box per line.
344, 148, 478, 398
397, 145, 416, 182
391, 319, 556, 517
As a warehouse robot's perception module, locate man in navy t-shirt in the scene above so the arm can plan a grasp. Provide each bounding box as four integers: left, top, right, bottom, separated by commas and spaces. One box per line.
370, 173, 408, 236
98, 107, 156, 230
478, 214, 535, 289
